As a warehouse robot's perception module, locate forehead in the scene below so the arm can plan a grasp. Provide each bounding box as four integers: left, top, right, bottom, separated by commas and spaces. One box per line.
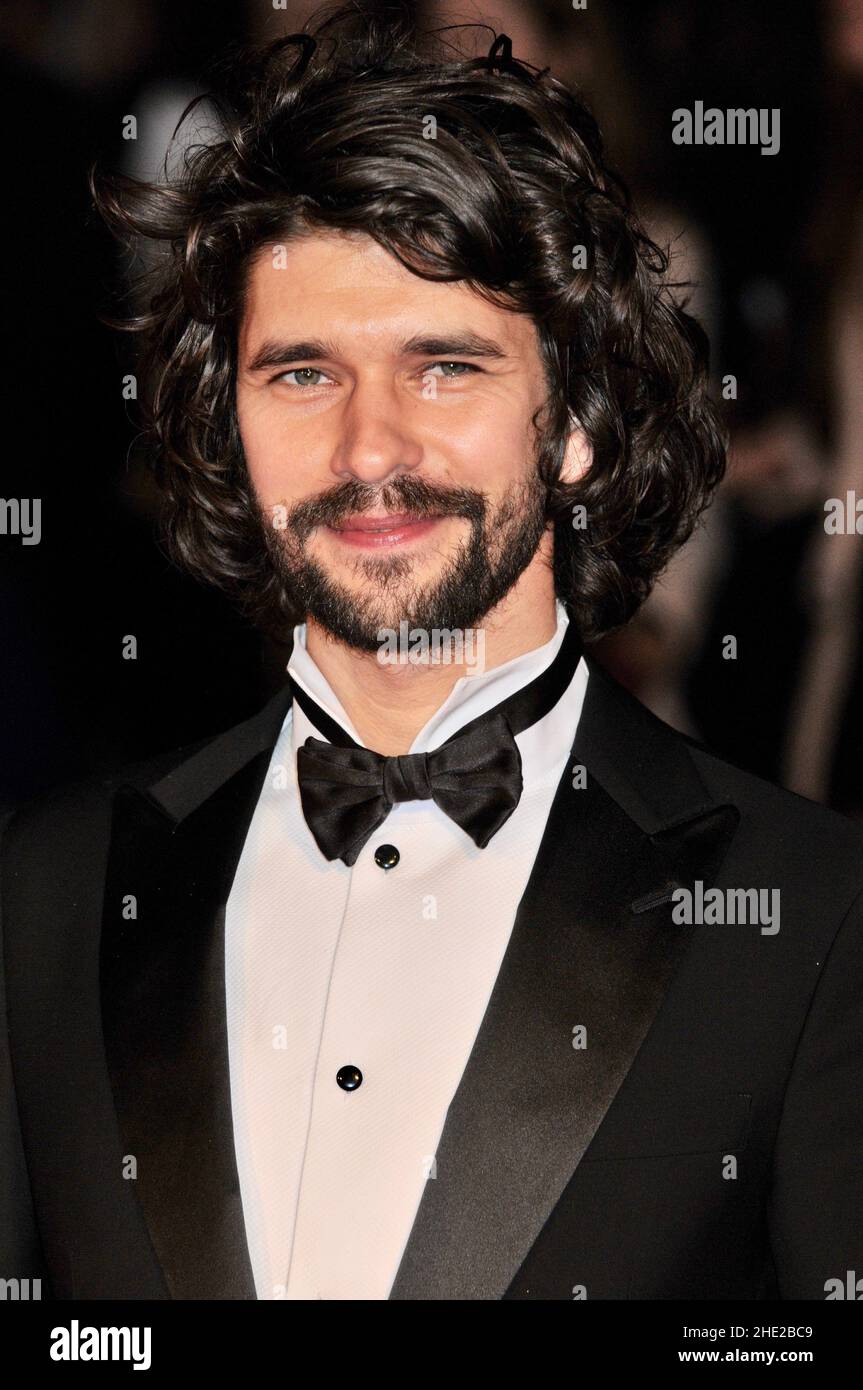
238, 228, 540, 358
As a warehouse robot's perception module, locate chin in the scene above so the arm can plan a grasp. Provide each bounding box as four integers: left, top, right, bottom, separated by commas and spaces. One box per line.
340, 561, 441, 596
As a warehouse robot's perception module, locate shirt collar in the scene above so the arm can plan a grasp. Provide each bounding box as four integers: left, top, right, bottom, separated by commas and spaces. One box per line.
286, 601, 571, 754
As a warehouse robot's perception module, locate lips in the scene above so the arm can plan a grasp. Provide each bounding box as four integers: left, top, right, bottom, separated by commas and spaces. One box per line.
326, 512, 446, 548
330, 512, 435, 532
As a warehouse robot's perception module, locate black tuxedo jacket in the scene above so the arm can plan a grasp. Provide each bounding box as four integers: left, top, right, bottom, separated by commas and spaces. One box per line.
2, 656, 862, 1300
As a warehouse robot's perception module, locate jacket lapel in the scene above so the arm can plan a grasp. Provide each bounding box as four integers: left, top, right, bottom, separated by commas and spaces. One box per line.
389, 658, 740, 1299
99, 684, 292, 1299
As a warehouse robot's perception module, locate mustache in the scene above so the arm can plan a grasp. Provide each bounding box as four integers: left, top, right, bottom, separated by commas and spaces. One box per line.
282, 476, 487, 540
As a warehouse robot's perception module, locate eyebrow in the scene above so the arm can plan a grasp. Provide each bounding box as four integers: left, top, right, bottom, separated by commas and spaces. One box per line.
244, 331, 510, 373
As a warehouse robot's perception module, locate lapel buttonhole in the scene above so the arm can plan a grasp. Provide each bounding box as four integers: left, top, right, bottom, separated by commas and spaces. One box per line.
630, 880, 685, 915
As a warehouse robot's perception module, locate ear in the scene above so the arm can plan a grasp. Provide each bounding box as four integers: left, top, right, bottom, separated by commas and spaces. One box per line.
559, 414, 593, 484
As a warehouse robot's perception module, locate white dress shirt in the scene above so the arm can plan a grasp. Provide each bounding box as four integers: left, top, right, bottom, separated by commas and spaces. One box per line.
224, 601, 589, 1299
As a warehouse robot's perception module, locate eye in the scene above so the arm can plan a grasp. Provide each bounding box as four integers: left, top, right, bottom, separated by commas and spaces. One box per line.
423, 361, 481, 379
276, 367, 332, 388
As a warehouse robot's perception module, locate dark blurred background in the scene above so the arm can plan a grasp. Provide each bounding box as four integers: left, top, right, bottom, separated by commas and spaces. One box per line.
2, 0, 862, 816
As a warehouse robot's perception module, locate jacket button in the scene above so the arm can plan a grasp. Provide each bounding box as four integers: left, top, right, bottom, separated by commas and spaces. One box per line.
374, 843, 400, 870
336, 1065, 363, 1091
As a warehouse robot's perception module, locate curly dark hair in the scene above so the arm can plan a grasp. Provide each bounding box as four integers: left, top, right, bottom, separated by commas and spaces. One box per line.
91, 1, 726, 643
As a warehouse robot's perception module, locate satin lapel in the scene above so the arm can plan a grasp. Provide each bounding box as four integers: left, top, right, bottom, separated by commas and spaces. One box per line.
99, 685, 292, 1300
390, 660, 740, 1300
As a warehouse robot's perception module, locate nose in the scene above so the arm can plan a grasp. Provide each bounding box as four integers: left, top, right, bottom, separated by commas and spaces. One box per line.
328, 377, 424, 485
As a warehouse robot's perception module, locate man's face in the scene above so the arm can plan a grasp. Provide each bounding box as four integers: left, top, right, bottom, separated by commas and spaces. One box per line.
236, 228, 561, 650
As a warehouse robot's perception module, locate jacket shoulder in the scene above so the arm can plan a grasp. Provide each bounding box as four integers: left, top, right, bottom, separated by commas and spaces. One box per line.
585, 657, 863, 869
0, 678, 293, 863
687, 737, 863, 856
0, 730, 232, 860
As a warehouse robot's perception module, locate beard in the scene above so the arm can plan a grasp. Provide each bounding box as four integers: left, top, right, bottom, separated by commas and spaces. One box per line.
255, 469, 550, 654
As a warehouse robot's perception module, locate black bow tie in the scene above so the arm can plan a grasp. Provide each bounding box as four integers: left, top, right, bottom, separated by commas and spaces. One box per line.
292, 615, 583, 866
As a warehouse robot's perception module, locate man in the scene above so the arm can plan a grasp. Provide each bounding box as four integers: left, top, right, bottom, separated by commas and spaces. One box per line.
2, 6, 862, 1301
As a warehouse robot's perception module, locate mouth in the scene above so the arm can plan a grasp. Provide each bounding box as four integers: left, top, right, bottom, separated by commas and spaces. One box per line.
324, 512, 449, 549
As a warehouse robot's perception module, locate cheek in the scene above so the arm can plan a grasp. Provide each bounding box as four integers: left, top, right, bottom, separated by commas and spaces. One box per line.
236, 392, 270, 478
429, 403, 536, 489
236, 392, 316, 497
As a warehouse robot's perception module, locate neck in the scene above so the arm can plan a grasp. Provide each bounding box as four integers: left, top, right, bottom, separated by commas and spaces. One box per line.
304, 550, 558, 755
